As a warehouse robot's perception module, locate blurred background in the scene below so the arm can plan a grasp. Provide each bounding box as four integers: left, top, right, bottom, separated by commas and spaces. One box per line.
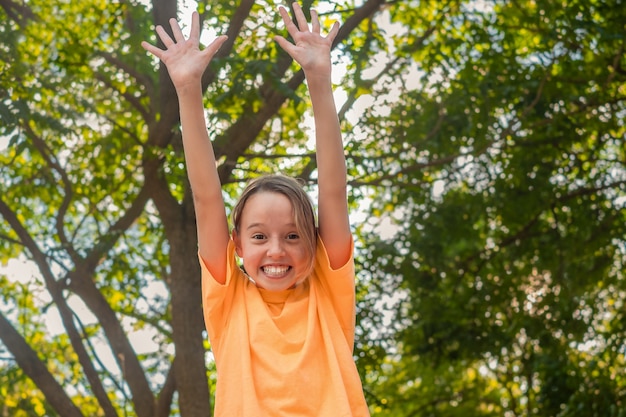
0, 0, 625, 416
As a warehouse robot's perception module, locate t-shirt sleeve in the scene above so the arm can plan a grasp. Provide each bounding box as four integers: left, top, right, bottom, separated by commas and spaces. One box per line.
314, 236, 357, 343
199, 239, 239, 347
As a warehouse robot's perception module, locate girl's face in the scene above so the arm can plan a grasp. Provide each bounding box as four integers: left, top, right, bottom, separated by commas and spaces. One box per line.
232, 191, 311, 291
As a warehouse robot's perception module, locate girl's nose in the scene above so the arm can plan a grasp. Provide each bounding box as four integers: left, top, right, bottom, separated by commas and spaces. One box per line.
267, 239, 285, 257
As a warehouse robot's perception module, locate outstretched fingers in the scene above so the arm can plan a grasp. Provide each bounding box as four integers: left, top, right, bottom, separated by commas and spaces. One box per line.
141, 20, 177, 59
278, 3, 340, 44
169, 17, 186, 44
188, 11, 201, 43
292, 2, 310, 32
156, 25, 175, 48
141, 11, 228, 87
325, 20, 340, 44
278, 6, 298, 40
310, 9, 320, 34
202, 35, 229, 60
141, 39, 163, 58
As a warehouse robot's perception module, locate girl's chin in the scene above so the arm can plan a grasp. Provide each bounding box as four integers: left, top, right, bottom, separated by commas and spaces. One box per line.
255, 276, 299, 291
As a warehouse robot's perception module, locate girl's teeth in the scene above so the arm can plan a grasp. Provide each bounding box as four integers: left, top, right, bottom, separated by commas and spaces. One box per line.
263, 266, 289, 276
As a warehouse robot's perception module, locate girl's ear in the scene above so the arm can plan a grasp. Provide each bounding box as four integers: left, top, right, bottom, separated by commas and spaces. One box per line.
232, 229, 243, 258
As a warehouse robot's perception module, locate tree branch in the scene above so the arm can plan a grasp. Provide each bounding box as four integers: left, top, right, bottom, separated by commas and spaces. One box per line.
0, 197, 118, 417
0, 0, 35, 26
67, 184, 156, 417
23, 123, 81, 265
155, 358, 177, 417
0, 312, 84, 417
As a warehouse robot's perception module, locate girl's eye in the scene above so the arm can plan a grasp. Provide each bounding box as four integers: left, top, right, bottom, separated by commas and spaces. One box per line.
286, 233, 299, 240
252, 234, 265, 240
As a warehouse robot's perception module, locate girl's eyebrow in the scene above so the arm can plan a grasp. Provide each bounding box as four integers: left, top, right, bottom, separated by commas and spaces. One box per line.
246, 222, 297, 230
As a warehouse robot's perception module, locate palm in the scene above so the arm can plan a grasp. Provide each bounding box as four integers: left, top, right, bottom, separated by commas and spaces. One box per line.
158, 38, 209, 86
290, 32, 333, 74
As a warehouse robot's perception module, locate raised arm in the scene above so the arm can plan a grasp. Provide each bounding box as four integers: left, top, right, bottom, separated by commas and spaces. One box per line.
142, 12, 230, 283
274, 3, 351, 269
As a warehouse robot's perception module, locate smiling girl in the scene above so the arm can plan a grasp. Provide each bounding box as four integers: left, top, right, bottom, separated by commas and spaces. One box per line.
142, 3, 369, 415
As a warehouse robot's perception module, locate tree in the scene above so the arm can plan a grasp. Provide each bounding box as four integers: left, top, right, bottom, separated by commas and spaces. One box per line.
0, 0, 387, 415
353, 0, 626, 415
1, 0, 625, 416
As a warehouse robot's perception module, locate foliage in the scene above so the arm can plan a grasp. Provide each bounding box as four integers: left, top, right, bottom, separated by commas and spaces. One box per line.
352, 0, 626, 415
1, 0, 625, 416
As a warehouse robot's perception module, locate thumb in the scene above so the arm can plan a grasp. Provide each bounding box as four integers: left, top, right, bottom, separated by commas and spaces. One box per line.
203, 35, 229, 59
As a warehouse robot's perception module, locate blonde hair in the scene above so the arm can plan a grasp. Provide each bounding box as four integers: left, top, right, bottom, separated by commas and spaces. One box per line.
232, 174, 318, 276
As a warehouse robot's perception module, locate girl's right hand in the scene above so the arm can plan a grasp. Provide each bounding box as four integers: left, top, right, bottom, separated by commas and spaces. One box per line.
141, 11, 227, 92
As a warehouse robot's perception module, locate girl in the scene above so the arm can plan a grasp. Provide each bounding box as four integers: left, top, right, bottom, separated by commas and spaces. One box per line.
142, 3, 369, 415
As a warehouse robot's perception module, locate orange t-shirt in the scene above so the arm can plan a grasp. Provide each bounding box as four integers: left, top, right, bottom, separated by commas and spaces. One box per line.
200, 236, 370, 416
